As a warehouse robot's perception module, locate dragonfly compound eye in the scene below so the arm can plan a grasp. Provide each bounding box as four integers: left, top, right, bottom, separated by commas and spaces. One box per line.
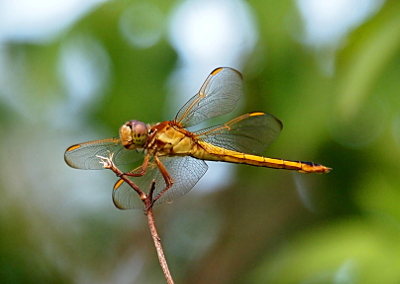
120, 120, 149, 149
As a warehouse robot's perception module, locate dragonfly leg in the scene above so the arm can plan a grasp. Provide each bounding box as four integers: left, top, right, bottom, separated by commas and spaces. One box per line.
152, 156, 174, 204
144, 179, 158, 211
123, 154, 150, 177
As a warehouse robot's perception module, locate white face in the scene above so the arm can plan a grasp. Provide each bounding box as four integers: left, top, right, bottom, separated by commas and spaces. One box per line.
119, 120, 149, 149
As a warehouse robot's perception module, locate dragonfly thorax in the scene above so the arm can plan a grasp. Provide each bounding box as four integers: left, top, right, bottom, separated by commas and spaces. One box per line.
120, 120, 149, 149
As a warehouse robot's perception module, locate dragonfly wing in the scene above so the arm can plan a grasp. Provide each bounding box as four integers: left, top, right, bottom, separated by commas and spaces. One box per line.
112, 156, 208, 209
175, 67, 243, 127
194, 112, 283, 155
64, 138, 143, 170
155, 156, 208, 204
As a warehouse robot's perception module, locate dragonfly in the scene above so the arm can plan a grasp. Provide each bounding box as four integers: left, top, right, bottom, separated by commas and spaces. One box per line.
65, 67, 331, 209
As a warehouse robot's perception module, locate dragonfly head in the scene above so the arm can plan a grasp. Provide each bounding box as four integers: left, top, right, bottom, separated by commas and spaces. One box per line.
119, 120, 149, 149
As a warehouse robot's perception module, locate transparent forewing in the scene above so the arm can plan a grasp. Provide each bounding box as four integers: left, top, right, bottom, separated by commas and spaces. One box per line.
64, 138, 143, 170
194, 112, 283, 155
112, 156, 208, 209
175, 67, 243, 128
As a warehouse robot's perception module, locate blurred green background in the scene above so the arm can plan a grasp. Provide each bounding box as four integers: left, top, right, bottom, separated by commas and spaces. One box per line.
1, 0, 399, 283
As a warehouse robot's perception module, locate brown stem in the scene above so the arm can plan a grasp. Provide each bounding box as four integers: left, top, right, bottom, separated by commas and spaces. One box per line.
145, 182, 174, 284
98, 155, 174, 284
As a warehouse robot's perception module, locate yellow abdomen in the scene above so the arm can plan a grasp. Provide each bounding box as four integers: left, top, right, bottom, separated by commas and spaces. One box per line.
194, 141, 331, 173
